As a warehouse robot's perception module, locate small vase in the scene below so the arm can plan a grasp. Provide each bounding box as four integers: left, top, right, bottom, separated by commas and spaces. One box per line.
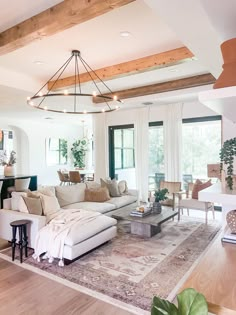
4, 165, 15, 177
226, 210, 236, 233
152, 202, 162, 214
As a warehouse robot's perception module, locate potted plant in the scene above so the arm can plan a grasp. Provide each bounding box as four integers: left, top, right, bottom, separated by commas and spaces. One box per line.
151, 288, 208, 315
0, 150, 16, 176
152, 188, 168, 213
71, 138, 88, 168
220, 137, 236, 190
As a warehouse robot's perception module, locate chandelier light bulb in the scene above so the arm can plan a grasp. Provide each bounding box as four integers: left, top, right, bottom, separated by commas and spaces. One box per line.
113, 95, 117, 101
92, 91, 97, 97
83, 110, 87, 114
27, 96, 31, 101
44, 106, 48, 110
64, 90, 68, 95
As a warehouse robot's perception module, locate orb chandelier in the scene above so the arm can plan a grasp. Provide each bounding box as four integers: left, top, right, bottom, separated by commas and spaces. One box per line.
27, 50, 122, 114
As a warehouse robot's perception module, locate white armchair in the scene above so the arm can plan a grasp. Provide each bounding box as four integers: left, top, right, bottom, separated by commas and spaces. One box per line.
178, 182, 215, 224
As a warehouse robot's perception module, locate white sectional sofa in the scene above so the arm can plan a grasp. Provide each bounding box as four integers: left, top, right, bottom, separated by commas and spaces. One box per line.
0, 183, 138, 262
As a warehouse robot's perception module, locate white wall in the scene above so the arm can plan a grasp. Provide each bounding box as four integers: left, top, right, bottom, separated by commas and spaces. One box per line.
0, 118, 83, 185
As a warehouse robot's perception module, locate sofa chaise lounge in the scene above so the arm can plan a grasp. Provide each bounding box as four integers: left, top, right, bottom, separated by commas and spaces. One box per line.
0, 182, 138, 262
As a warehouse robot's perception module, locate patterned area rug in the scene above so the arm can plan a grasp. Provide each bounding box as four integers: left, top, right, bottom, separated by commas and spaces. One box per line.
1, 216, 220, 311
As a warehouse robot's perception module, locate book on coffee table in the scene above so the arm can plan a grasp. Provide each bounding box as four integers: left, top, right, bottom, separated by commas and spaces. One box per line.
221, 227, 236, 244
130, 209, 152, 217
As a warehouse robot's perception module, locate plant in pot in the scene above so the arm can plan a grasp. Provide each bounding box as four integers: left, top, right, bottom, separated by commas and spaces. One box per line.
219, 137, 236, 190
151, 287, 208, 315
71, 138, 88, 168
153, 188, 168, 213
0, 150, 16, 176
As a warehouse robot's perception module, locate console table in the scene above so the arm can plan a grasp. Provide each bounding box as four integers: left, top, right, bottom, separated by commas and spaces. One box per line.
0, 175, 37, 208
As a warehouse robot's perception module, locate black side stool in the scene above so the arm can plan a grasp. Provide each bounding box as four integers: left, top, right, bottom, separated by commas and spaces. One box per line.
10, 220, 31, 263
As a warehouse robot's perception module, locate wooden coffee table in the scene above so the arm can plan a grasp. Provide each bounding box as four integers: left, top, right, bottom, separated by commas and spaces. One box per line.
111, 203, 178, 237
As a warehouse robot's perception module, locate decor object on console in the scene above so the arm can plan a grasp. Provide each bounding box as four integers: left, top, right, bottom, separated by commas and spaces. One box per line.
26, 50, 121, 114
0, 150, 16, 177
153, 188, 168, 214
220, 137, 236, 190
151, 288, 208, 315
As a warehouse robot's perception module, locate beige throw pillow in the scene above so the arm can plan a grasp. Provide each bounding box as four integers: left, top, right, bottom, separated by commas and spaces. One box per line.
100, 178, 121, 197
118, 180, 128, 195
192, 179, 212, 199
11, 192, 28, 211
40, 194, 61, 216
84, 187, 110, 202
22, 196, 43, 216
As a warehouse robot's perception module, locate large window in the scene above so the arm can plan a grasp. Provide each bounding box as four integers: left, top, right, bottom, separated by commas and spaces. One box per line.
148, 122, 164, 190
46, 138, 68, 165
109, 125, 136, 188
182, 116, 221, 182
114, 128, 135, 169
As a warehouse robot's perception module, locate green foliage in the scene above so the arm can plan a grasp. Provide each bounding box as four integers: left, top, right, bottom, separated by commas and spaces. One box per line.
220, 137, 236, 190
151, 288, 208, 315
71, 139, 88, 168
154, 188, 168, 202
60, 139, 68, 161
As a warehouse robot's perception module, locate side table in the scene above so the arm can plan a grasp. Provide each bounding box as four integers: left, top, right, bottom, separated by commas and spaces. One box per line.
10, 219, 31, 263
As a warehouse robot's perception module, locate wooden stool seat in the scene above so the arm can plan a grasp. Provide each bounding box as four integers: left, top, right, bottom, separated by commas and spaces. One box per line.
10, 219, 31, 263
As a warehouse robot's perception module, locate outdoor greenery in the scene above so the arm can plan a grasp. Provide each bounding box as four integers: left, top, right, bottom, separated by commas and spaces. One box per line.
151, 288, 208, 315
71, 138, 88, 168
154, 188, 168, 202
0, 150, 16, 166
60, 139, 68, 161
149, 126, 164, 175
182, 120, 221, 180
220, 137, 236, 190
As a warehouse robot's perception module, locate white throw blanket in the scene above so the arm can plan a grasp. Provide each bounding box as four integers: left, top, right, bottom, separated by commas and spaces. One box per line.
33, 209, 100, 266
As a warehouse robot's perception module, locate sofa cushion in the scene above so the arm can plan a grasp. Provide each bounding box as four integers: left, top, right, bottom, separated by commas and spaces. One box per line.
11, 192, 28, 211
192, 179, 212, 199
106, 195, 137, 208
101, 178, 121, 197
64, 213, 117, 246
40, 194, 61, 216
55, 183, 86, 207
84, 187, 110, 202
62, 201, 116, 213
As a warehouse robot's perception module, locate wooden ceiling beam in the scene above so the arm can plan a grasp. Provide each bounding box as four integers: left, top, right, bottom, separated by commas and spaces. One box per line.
0, 0, 135, 56
48, 46, 194, 90
93, 73, 216, 103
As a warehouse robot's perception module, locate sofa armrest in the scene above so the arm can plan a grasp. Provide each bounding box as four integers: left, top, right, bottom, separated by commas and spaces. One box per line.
0, 209, 46, 248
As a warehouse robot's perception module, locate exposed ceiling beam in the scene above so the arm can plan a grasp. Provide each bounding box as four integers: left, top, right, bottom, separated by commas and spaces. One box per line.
48, 47, 194, 90
0, 0, 135, 56
93, 73, 216, 103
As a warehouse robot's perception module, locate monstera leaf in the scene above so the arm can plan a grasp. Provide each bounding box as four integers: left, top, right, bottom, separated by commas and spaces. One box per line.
151, 296, 178, 315
177, 288, 208, 315
151, 288, 208, 315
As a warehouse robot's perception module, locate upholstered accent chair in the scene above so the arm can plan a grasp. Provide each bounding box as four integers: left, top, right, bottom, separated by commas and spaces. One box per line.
7, 178, 31, 197
178, 182, 215, 224
159, 180, 182, 210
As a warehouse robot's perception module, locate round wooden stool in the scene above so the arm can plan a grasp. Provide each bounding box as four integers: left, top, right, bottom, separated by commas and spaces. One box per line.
10, 220, 31, 263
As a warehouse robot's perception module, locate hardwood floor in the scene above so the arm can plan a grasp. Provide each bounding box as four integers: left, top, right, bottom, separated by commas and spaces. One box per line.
0, 258, 134, 315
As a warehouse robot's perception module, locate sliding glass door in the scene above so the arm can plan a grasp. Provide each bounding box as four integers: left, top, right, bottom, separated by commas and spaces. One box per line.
109, 124, 136, 188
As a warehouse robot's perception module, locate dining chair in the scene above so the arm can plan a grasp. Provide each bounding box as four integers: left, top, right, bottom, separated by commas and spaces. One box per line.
57, 170, 70, 186
69, 171, 81, 184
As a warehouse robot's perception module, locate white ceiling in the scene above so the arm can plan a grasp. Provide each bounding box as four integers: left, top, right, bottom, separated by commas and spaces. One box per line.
0, 0, 233, 124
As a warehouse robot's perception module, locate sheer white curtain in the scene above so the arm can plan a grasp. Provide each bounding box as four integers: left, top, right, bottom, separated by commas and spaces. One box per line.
164, 103, 183, 182
93, 114, 108, 182
135, 107, 149, 202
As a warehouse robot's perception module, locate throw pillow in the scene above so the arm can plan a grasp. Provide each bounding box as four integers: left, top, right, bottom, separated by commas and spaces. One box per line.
192, 179, 212, 199
40, 194, 61, 216
11, 192, 28, 211
84, 187, 110, 202
22, 196, 43, 216
118, 180, 128, 195
100, 178, 121, 197
84, 181, 101, 189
